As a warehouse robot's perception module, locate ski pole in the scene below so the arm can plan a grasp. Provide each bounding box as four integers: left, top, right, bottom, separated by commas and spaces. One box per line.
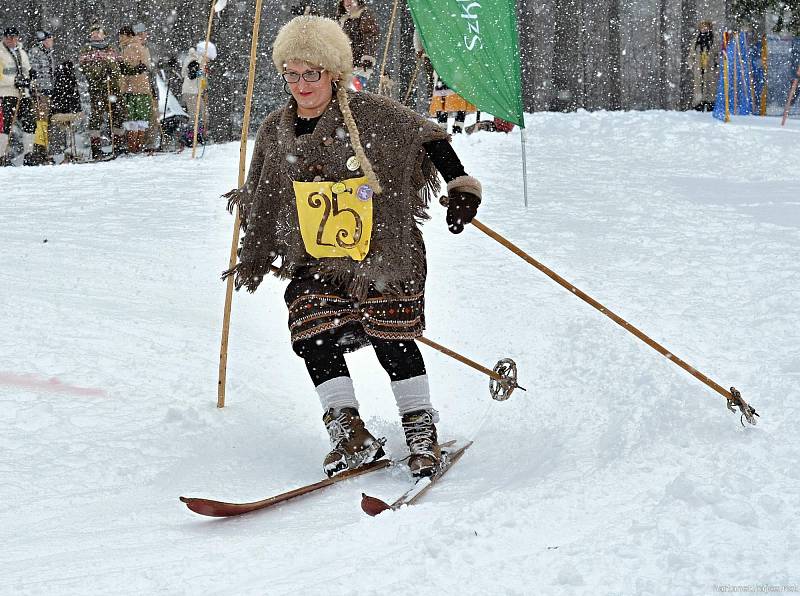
781, 64, 800, 126
106, 78, 115, 155
416, 336, 525, 401
218, 0, 264, 408
402, 54, 423, 106
159, 72, 170, 150
440, 197, 758, 425
192, 0, 217, 159
377, 0, 400, 96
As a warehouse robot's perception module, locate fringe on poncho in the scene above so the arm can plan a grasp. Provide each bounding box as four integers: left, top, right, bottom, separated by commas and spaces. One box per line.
223, 90, 449, 300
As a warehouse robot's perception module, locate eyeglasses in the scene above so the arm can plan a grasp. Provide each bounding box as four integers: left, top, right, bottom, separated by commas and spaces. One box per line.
282, 69, 323, 84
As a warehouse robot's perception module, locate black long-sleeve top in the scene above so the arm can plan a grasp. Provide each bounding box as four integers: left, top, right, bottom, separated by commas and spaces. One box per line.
294, 116, 466, 183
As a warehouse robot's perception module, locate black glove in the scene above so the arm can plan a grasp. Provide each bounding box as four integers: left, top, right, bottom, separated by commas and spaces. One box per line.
135, 62, 148, 74
14, 75, 31, 90
187, 60, 201, 80
446, 190, 481, 234
119, 62, 138, 75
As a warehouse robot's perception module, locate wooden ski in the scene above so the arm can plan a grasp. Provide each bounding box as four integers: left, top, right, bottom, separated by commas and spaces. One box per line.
360, 441, 473, 516
180, 458, 391, 517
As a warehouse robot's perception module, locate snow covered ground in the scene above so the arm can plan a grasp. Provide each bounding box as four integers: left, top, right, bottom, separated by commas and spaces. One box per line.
2, 111, 799, 595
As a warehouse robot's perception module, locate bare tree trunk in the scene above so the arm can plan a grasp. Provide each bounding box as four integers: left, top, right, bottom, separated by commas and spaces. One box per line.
679, 0, 697, 109
608, 0, 622, 110
551, 0, 581, 111
658, 0, 669, 108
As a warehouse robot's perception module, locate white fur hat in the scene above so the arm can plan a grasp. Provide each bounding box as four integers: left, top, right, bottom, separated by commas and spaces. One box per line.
196, 40, 217, 60
272, 16, 352, 80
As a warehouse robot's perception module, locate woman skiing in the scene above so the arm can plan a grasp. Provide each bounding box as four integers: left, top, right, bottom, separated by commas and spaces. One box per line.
224, 16, 482, 479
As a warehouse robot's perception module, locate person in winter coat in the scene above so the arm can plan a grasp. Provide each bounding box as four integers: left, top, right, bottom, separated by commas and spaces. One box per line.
49, 60, 83, 162
181, 41, 215, 130
119, 25, 152, 153
414, 28, 475, 133
223, 16, 483, 479
27, 30, 56, 164
290, 3, 320, 16
0, 27, 37, 166
78, 24, 124, 159
689, 20, 717, 111
337, 0, 379, 90
133, 22, 160, 150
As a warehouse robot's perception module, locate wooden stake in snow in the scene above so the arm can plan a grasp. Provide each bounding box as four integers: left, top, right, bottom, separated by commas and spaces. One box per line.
217, 0, 263, 408
377, 0, 400, 96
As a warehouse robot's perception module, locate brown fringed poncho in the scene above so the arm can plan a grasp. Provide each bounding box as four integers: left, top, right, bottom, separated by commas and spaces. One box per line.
225, 90, 449, 299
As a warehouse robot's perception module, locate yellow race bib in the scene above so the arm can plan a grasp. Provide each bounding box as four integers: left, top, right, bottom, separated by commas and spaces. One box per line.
293, 176, 373, 261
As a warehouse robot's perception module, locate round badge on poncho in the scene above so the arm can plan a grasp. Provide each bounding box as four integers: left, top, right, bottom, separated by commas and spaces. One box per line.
356, 184, 373, 201
331, 182, 347, 194
346, 156, 361, 171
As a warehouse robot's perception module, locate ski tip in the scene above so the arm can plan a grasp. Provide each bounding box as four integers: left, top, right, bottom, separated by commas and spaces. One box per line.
179, 497, 227, 517
360, 492, 391, 516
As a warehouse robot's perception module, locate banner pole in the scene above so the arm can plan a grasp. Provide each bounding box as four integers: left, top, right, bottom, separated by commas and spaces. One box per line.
520, 128, 528, 208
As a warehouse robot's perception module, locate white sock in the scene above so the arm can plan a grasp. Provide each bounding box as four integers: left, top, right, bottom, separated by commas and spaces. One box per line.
0, 133, 8, 156
316, 376, 359, 413
391, 374, 436, 417
23, 133, 34, 154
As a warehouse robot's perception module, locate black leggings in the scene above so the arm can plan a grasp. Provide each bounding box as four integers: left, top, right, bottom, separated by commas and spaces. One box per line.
295, 335, 426, 387
436, 110, 466, 124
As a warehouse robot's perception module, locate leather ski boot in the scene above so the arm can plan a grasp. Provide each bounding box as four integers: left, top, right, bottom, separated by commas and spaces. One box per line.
322, 407, 385, 478
401, 409, 442, 477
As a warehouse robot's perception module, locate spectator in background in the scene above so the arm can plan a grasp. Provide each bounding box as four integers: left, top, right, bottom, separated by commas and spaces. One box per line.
133, 22, 159, 149
181, 41, 215, 130
337, 0, 379, 91
78, 24, 124, 160
0, 27, 36, 166
27, 30, 56, 164
50, 60, 83, 162
119, 25, 152, 154
290, 3, 320, 15
413, 27, 474, 134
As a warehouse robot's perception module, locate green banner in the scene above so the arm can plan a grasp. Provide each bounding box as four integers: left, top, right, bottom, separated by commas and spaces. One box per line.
408, 0, 524, 128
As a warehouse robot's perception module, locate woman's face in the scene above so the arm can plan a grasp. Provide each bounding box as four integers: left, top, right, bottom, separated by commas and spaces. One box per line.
343, 0, 358, 13
284, 59, 335, 118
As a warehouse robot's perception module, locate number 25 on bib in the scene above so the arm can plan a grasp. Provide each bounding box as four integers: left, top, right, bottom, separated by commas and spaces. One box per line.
293, 177, 374, 261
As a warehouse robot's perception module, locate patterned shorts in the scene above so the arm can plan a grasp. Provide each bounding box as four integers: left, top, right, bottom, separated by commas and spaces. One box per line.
284, 269, 425, 351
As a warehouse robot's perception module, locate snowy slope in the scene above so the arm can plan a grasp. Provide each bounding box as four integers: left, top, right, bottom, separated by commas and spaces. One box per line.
2, 111, 799, 596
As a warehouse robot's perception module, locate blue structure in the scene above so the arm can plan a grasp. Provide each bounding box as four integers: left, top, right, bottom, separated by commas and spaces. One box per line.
714, 32, 755, 121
